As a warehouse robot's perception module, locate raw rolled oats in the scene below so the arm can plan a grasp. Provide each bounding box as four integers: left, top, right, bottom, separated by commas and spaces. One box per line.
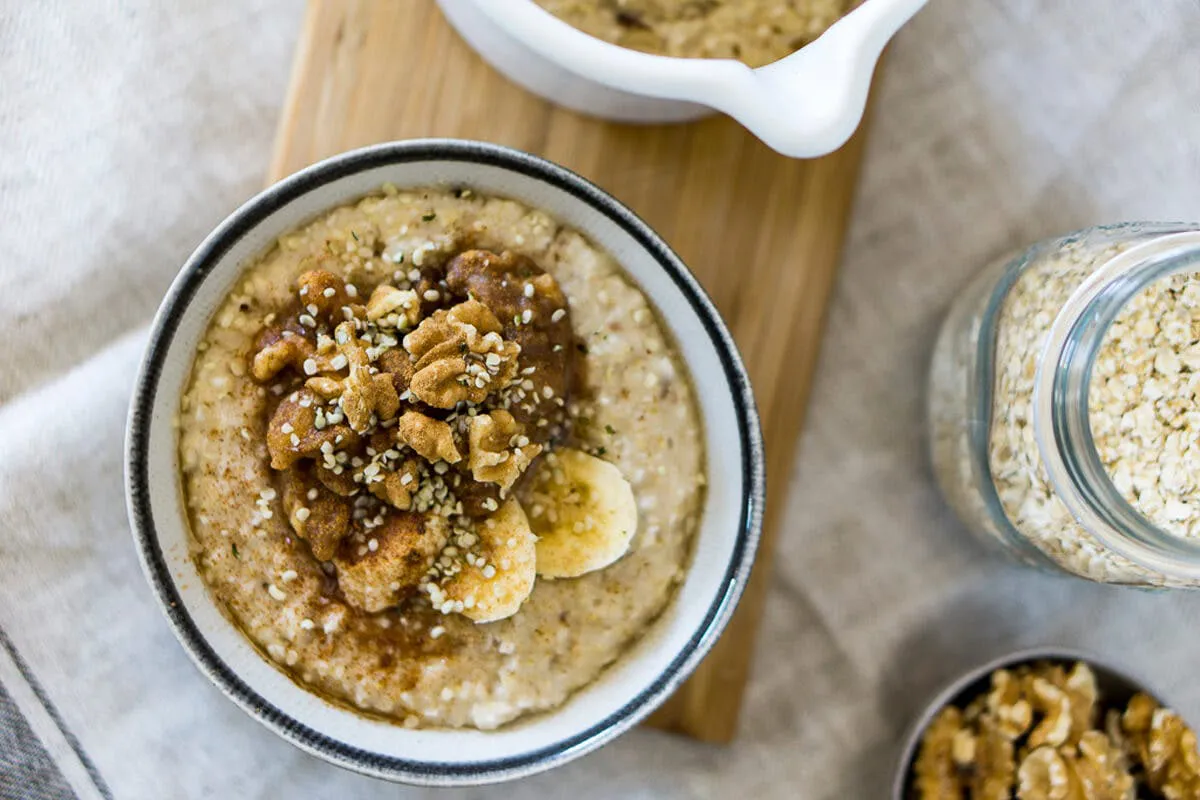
984, 239, 1153, 583
1089, 272, 1200, 540
930, 226, 1200, 586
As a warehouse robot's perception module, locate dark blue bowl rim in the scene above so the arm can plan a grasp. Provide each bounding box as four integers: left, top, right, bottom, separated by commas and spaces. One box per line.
124, 139, 765, 785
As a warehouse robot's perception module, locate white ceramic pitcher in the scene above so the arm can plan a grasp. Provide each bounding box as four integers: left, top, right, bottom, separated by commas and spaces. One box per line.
438, 0, 928, 158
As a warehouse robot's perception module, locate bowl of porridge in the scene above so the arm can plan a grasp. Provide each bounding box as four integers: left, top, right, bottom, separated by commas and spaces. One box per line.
436, 0, 927, 158
125, 139, 763, 784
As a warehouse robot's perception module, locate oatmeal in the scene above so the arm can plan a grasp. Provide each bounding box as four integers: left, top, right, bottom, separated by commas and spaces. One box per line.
983, 239, 1149, 583
910, 661, 1200, 799
1089, 273, 1200, 540
534, 0, 852, 67
178, 186, 706, 729
929, 225, 1200, 586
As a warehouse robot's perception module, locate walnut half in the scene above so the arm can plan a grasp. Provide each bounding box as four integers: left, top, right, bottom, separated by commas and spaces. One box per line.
279, 466, 351, 562
988, 668, 1034, 740
366, 284, 421, 330
1124, 694, 1200, 796
1068, 730, 1135, 798
396, 410, 461, 464
1016, 746, 1072, 800
266, 388, 360, 470
334, 321, 400, 432
252, 329, 313, 382
913, 706, 966, 799
466, 409, 542, 491
1027, 677, 1072, 750
402, 299, 520, 408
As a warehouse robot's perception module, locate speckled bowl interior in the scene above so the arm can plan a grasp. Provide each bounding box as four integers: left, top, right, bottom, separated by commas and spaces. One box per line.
125, 140, 764, 785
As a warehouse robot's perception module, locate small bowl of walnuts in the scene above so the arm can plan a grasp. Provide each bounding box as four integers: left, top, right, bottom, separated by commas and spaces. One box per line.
893, 648, 1200, 799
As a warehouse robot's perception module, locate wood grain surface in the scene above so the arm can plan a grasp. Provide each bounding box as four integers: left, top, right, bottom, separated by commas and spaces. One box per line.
269, 0, 870, 742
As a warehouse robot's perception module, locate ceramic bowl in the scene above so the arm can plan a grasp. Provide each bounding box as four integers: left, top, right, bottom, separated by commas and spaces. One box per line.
125, 139, 764, 785
892, 647, 1167, 799
436, 0, 927, 158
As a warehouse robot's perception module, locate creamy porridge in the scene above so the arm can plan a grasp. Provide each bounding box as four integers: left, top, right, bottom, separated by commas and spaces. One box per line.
534, 0, 853, 67
178, 185, 706, 729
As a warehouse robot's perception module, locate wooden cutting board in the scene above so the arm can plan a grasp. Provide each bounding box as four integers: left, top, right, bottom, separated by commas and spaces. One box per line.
269, 0, 870, 743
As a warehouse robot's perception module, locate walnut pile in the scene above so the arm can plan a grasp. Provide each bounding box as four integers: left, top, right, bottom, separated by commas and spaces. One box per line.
1121, 693, 1200, 797
251, 243, 576, 619
911, 661, 1199, 799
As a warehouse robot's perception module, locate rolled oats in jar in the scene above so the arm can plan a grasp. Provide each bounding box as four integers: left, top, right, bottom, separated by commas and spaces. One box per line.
929, 223, 1200, 587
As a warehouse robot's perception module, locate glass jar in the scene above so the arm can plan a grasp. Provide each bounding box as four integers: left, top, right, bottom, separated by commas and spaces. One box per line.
930, 223, 1200, 587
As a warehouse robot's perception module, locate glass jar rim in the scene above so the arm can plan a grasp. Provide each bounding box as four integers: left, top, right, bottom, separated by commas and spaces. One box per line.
1034, 228, 1200, 579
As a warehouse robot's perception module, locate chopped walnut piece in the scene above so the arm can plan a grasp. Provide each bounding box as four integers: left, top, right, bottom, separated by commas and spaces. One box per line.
466, 409, 543, 491
1147, 708, 1189, 783
280, 467, 350, 562
366, 284, 422, 329
368, 458, 423, 510
1017, 746, 1073, 800
375, 348, 414, 396
334, 321, 400, 432
1027, 677, 1073, 750
1123, 697, 1200, 796
396, 410, 461, 464
252, 329, 314, 382
315, 462, 358, 497
972, 715, 1017, 800
296, 269, 350, 323
962, 693, 988, 725
913, 707, 966, 799
305, 376, 342, 399
951, 728, 976, 769
403, 299, 521, 408
266, 389, 360, 469
1067, 730, 1135, 799
1165, 726, 1200, 797
1058, 662, 1100, 746
334, 513, 449, 612
988, 668, 1034, 740
1121, 692, 1157, 767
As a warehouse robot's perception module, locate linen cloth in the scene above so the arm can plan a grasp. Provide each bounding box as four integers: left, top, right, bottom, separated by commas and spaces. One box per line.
2, 1, 1200, 797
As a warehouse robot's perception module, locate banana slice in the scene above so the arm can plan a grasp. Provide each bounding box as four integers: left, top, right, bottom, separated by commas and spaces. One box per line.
442, 499, 537, 623
529, 448, 638, 579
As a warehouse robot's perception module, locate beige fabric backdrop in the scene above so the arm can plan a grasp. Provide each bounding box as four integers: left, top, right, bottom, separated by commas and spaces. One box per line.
1, 1, 1198, 797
